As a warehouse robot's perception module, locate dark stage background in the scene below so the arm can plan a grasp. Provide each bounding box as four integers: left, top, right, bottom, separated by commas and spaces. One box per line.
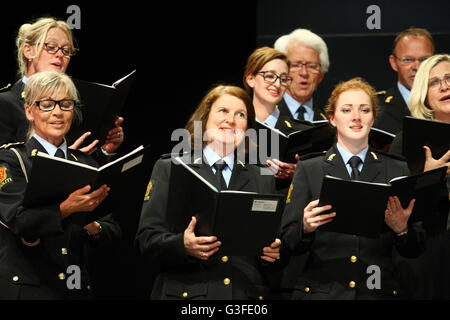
0, 0, 448, 299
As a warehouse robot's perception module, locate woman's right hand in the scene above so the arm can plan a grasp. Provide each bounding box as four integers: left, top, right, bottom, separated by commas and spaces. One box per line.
303, 199, 335, 234
59, 184, 110, 219
184, 216, 221, 260
423, 146, 450, 178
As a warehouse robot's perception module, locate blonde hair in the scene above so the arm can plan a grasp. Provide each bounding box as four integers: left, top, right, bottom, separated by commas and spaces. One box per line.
24, 71, 81, 139
243, 47, 289, 92
16, 17, 76, 77
325, 77, 379, 120
409, 54, 450, 120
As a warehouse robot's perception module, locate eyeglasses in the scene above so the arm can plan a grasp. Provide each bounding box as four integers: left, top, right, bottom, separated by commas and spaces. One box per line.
429, 75, 450, 90
257, 71, 292, 87
290, 62, 321, 74
33, 99, 76, 112
393, 55, 430, 65
43, 42, 77, 57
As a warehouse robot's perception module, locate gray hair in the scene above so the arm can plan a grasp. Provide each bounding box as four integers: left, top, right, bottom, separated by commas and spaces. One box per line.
274, 28, 330, 73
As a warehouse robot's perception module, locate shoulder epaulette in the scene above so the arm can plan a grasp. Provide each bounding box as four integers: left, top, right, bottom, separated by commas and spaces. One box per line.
0, 142, 25, 150
375, 90, 387, 96
0, 83, 12, 92
300, 150, 327, 161
373, 150, 406, 162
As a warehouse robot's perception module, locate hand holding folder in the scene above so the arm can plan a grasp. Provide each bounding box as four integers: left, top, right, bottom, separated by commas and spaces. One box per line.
23, 144, 151, 225
317, 166, 447, 237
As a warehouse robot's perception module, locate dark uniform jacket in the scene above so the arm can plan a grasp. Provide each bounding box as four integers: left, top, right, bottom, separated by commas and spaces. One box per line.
390, 132, 450, 299
374, 85, 410, 135
277, 96, 328, 122
135, 153, 278, 300
0, 137, 121, 299
0, 81, 28, 146
280, 145, 426, 300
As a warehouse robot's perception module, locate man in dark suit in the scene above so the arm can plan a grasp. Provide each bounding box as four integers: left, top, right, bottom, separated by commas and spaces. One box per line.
274, 28, 329, 122
374, 28, 434, 134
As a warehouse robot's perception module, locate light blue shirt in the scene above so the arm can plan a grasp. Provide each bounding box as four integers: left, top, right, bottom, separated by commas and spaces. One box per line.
261, 107, 280, 128
33, 133, 69, 159
336, 143, 368, 177
203, 145, 234, 187
397, 82, 410, 105
283, 92, 314, 122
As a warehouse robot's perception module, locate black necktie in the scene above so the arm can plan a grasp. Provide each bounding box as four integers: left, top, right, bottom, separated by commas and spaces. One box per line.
54, 148, 65, 159
348, 156, 362, 180
296, 105, 306, 120
213, 161, 228, 190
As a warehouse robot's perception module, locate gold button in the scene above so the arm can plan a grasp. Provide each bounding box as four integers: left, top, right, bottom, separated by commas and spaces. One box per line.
350, 255, 357, 263
12, 276, 19, 282
87, 285, 91, 290
61, 248, 68, 255
182, 292, 188, 298
223, 278, 231, 285
58, 273, 65, 280
349, 281, 356, 288
393, 290, 398, 295
258, 296, 264, 300
221, 256, 229, 263
304, 287, 310, 293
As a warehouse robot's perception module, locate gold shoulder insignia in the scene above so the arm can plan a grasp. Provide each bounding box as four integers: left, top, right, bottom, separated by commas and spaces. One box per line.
327, 153, 336, 161
284, 120, 292, 128
0, 83, 11, 92
286, 183, 294, 204
385, 96, 393, 103
31, 149, 38, 156
0, 167, 13, 189
238, 160, 245, 168
193, 157, 202, 164
320, 112, 327, 120
70, 153, 79, 161
144, 180, 153, 201
21, 91, 25, 99
0, 142, 25, 150
375, 90, 386, 96
370, 151, 378, 160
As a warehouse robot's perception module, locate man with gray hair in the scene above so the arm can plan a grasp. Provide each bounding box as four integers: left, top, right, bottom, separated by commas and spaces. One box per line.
274, 28, 329, 122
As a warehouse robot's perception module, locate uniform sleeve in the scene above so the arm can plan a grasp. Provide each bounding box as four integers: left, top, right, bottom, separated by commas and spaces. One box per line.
280, 162, 315, 259
0, 150, 63, 238
135, 158, 195, 267
0, 95, 18, 146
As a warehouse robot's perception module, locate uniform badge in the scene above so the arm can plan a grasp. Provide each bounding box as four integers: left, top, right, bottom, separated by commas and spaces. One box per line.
0, 167, 12, 189
327, 153, 336, 161
286, 183, 294, 204
370, 151, 378, 160
284, 120, 292, 128
385, 96, 393, 103
144, 180, 153, 201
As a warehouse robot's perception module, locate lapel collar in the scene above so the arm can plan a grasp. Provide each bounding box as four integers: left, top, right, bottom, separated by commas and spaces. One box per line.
322, 144, 351, 180
228, 160, 250, 191
190, 155, 221, 189
359, 148, 382, 182
25, 137, 48, 159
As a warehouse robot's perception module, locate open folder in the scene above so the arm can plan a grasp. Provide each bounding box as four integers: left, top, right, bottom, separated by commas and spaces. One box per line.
317, 166, 446, 237
254, 120, 335, 163
167, 157, 285, 255
403, 116, 450, 175
23, 144, 151, 225
68, 70, 136, 146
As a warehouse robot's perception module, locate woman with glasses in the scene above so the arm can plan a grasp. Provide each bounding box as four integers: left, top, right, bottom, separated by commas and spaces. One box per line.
136, 84, 281, 300
0, 71, 121, 299
280, 77, 425, 300
389, 54, 450, 299
243, 47, 313, 183
0, 16, 124, 157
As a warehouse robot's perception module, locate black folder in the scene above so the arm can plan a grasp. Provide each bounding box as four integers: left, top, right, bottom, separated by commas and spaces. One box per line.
317, 167, 446, 237
254, 120, 335, 163
369, 127, 395, 152
167, 157, 285, 255
23, 144, 151, 225
68, 70, 136, 146
403, 116, 450, 175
